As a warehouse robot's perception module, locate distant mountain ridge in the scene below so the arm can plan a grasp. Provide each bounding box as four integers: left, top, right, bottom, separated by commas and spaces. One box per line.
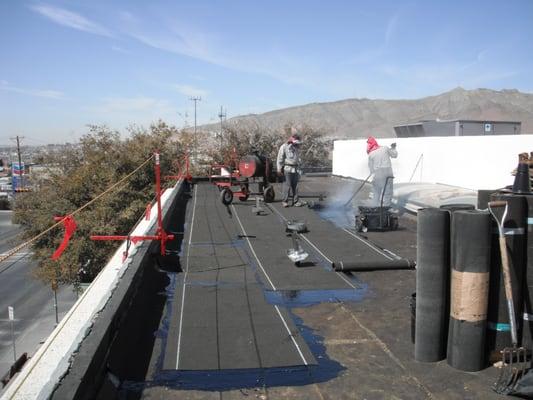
212, 87, 533, 138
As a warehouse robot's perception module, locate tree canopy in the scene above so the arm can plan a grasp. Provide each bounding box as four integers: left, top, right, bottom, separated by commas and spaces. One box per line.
13, 121, 182, 287
12, 119, 330, 289
206, 121, 332, 171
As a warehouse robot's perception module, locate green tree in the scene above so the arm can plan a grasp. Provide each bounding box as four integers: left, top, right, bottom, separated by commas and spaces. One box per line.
13, 121, 182, 287
206, 121, 332, 171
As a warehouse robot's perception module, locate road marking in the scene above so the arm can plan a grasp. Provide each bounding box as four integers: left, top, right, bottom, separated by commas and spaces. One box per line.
341, 228, 394, 260
232, 204, 309, 366
176, 184, 197, 369
268, 204, 357, 289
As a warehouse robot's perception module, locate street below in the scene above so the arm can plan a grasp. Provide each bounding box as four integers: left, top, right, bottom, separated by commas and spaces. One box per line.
0, 210, 77, 382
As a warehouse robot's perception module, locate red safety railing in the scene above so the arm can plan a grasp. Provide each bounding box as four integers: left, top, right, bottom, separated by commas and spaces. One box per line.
90, 152, 174, 258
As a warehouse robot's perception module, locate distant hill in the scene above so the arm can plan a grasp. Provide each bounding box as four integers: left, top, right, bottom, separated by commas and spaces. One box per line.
208, 87, 533, 139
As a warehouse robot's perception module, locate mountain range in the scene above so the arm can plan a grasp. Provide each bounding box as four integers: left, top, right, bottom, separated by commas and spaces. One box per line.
210, 87, 533, 138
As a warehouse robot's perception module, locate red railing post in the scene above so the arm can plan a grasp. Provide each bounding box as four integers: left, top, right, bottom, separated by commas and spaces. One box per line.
89, 152, 174, 259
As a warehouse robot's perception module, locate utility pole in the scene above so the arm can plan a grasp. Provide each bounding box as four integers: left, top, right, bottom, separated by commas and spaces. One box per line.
189, 97, 201, 163
10, 135, 24, 190
218, 106, 226, 149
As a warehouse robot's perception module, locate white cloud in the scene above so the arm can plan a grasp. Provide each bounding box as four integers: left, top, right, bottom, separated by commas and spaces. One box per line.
174, 84, 208, 98
0, 81, 64, 99
30, 4, 113, 37
385, 14, 399, 46
126, 28, 220, 67
92, 97, 165, 112
347, 13, 400, 66
118, 11, 138, 23
118, 15, 319, 87
111, 45, 131, 54
189, 74, 206, 81
86, 96, 181, 128
92, 97, 172, 113
379, 59, 519, 92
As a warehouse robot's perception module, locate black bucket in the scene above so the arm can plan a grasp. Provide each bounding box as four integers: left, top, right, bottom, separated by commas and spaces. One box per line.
410, 292, 416, 344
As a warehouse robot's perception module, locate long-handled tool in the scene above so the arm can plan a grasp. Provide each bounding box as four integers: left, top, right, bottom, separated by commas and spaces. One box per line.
343, 173, 373, 208
489, 200, 528, 394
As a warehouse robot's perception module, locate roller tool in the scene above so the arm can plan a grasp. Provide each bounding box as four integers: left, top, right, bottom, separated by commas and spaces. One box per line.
489, 200, 528, 394
252, 197, 266, 215
285, 220, 309, 265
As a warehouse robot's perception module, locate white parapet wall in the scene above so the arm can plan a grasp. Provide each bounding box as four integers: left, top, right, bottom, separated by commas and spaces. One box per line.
332, 135, 533, 190
1, 181, 182, 400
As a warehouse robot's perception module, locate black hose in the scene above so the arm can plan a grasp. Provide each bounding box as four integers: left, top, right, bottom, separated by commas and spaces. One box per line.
343, 173, 373, 207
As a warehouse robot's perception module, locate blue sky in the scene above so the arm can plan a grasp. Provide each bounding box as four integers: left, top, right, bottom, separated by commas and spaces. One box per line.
0, 0, 532, 144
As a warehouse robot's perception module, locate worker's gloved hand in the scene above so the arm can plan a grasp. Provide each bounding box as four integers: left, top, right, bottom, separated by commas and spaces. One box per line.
391, 142, 397, 149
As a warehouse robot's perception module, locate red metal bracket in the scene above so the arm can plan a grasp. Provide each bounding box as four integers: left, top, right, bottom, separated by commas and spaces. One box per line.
90, 152, 175, 257
51, 215, 77, 260
165, 151, 192, 182
145, 203, 151, 220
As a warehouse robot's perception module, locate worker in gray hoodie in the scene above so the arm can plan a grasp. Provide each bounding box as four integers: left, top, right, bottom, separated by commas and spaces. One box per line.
277, 129, 303, 207
367, 136, 398, 207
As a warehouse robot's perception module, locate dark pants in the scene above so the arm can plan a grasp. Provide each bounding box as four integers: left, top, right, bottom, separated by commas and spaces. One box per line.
372, 168, 394, 207
282, 172, 299, 203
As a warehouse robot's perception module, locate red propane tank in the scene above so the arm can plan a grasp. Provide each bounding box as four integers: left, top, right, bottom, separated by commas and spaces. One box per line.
239, 155, 265, 178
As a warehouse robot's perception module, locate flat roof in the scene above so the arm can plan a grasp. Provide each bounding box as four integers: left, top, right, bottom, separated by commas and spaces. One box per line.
122, 177, 502, 399
394, 119, 521, 128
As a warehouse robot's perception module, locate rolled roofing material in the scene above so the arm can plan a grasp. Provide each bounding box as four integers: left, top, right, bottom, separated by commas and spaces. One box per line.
331, 259, 415, 271
477, 189, 497, 210
487, 193, 527, 352
415, 208, 450, 362
521, 195, 533, 350
439, 204, 475, 212
447, 210, 491, 372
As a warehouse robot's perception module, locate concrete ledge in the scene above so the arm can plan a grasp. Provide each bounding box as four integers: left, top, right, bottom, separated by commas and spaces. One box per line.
1, 181, 185, 400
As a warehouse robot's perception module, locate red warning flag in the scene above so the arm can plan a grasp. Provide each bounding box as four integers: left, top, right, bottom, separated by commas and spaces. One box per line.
51, 216, 77, 260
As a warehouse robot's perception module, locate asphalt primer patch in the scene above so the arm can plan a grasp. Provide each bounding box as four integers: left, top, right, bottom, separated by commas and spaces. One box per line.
120, 313, 345, 392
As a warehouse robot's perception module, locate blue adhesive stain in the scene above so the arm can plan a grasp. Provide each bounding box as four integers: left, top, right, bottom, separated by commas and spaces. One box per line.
153, 272, 178, 370
264, 287, 368, 308
121, 310, 345, 392
120, 191, 372, 394
190, 241, 238, 247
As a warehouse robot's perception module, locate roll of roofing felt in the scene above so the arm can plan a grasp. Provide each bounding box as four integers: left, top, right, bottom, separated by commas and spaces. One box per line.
477, 190, 497, 210
440, 204, 475, 213
415, 208, 450, 362
487, 193, 527, 353
331, 259, 415, 271
521, 195, 533, 350
447, 210, 491, 371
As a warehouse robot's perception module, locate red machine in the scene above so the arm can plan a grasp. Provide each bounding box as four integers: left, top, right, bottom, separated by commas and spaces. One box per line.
210, 152, 276, 205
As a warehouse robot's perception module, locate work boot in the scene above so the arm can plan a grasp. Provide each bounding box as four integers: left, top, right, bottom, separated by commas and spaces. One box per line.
282, 202, 289, 208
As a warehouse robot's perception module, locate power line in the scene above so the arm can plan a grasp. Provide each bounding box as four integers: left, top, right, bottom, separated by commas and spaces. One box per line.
218, 106, 226, 148
10, 135, 25, 190
0, 155, 155, 267
189, 96, 201, 163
